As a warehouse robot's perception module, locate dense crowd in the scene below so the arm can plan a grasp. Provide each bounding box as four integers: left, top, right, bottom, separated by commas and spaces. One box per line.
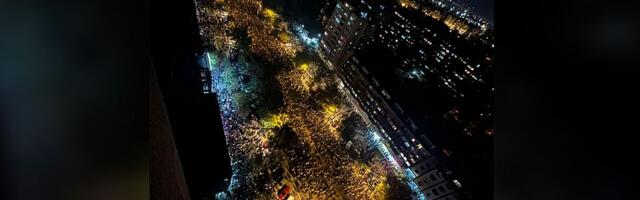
194, 0, 403, 199
276, 64, 391, 199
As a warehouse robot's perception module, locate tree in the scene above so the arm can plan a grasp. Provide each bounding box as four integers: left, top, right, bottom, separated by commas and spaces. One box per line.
270, 125, 297, 149
341, 113, 365, 141
385, 176, 412, 200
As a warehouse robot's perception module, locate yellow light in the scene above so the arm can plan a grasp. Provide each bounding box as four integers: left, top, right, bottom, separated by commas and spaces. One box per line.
261, 113, 289, 129
298, 63, 309, 71
278, 33, 291, 43
323, 104, 338, 115
263, 8, 278, 18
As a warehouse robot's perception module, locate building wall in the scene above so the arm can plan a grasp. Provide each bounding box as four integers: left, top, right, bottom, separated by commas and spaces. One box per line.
424, 181, 457, 200
320, 0, 370, 68
369, 7, 493, 99
150, 66, 191, 200
336, 51, 470, 199
410, 156, 439, 175
322, 2, 493, 199
414, 168, 445, 190
339, 57, 429, 165
437, 192, 462, 200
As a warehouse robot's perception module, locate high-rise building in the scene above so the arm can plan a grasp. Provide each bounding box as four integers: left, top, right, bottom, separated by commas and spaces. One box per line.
369, 5, 493, 100
318, 0, 339, 26
322, 1, 493, 199
341, 51, 467, 200
319, 0, 376, 69
412, 0, 490, 36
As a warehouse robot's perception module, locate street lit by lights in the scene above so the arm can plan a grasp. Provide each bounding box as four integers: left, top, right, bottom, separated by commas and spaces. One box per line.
192, 0, 493, 198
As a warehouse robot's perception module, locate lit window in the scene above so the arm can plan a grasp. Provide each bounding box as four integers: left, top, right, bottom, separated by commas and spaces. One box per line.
453, 179, 462, 188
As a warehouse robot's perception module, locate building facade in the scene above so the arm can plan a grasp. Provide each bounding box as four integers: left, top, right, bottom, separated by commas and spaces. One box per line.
322, 0, 494, 199
340, 54, 465, 200
319, 0, 376, 69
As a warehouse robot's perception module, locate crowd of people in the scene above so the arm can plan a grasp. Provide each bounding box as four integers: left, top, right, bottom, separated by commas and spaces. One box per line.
276, 64, 392, 199
195, 1, 228, 50
226, 0, 301, 64
194, 0, 403, 199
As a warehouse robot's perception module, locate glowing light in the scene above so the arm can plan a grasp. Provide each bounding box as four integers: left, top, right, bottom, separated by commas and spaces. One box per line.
261, 113, 289, 129
404, 168, 428, 200
263, 8, 278, 19
323, 104, 338, 115
206, 51, 217, 71
298, 63, 309, 72
278, 33, 291, 43
369, 130, 401, 170
293, 24, 319, 48
453, 179, 462, 188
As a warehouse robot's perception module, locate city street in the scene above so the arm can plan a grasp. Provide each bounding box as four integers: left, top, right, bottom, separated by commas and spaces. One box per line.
195, 0, 409, 199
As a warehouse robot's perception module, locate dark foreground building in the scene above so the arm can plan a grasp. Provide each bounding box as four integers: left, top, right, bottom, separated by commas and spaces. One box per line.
151, 0, 232, 199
